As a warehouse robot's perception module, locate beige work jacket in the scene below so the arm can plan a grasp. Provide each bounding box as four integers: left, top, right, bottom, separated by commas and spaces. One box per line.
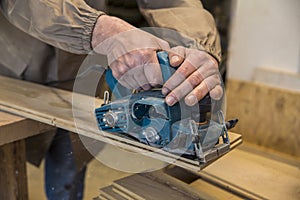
0, 0, 221, 168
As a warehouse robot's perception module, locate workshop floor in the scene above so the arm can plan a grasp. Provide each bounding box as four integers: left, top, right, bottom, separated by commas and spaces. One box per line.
27, 159, 131, 200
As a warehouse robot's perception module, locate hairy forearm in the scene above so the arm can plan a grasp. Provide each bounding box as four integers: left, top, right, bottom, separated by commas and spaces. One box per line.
91, 15, 135, 49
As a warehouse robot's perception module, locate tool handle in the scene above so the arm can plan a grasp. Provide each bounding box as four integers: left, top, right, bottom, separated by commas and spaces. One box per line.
156, 51, 177, 83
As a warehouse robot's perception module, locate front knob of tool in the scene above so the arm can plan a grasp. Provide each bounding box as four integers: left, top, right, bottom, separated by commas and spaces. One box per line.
103, 111, 118, 127
142, 127, 160, 143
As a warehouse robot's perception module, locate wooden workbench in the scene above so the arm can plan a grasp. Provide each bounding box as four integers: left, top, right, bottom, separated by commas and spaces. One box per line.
0, 75, 242, 199
0, 112, 52, 200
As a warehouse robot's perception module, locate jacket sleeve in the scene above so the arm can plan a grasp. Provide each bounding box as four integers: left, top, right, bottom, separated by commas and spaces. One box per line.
137, 0, 221, 62
0, 0, 105, 54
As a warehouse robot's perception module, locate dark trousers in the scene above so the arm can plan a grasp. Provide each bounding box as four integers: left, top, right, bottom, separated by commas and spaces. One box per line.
45, 129, 86, 200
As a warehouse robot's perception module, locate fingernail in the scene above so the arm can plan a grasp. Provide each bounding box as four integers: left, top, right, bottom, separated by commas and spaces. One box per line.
185, 95, 197, 106
166, 96, 175, 106
162, 87, 170, 95
171, 56, 180, 64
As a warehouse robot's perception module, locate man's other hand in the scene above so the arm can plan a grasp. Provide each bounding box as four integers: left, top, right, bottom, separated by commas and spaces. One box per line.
163, 46, 223, 106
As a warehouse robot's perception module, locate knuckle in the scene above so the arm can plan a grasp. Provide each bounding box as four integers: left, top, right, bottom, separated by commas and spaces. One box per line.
177, 64, 193, 77
212, 74, 221, 84
211, 67, 219, 75
165, 74, 184, 89
140, 49, 155, 61
206, 56, 218, 67
139, 48, 152, 56
188, 71, 203, 87
208, 60, 218, 69
193, 89, 206, 100
177, 68, 188, 78
203, 79, 213, 90
188, 74, 201, 87
150, 77, 161, 85
169, 92, 179, 102
125, 55, 136, 67
118, 65, 128, 75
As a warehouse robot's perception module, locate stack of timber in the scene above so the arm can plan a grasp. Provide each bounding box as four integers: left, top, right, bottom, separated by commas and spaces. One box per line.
93, 168, 246, 200
95, 174, 198, 200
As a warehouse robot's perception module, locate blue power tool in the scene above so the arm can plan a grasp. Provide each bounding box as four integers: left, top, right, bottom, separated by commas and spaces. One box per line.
95, 51, 238, 163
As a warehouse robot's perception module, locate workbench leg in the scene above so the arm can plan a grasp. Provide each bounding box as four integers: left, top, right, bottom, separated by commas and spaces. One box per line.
0, 140, 28, 200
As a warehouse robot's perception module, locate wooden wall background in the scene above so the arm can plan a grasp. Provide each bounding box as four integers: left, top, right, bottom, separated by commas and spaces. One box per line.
225, 79, 300, 157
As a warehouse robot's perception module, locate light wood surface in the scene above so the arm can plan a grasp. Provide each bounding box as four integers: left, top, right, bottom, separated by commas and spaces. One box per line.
226, 79, 300, 157
97, 174, 200, 200
0, 111, 53, 146
99, 186, 127, 200
200, 144, 300, 200
147, 167, 243, 200
0, 75, 242, 172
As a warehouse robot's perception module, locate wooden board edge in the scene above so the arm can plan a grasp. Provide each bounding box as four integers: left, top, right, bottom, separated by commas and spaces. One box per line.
0, 104, 242, 173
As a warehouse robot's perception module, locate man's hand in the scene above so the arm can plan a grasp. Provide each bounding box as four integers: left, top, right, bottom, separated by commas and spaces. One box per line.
92, 15, 170, 90
163, 46, 223, 106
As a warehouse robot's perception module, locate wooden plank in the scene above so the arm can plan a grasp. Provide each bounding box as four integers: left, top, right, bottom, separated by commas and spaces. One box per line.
0, 75, 242, 172
144, 169, 219, 200
200, 144, 300, 200
160, 166, 259, 199
99, 186, 127, 200
0, 111, 53, 146
113, 174, 198, 200
190, 179, 243, 200
0, 111, 24, 126
226, 79, 300, 157
111, 186, 138, 200
98, 194, 110, 200
0, 140, 28, 200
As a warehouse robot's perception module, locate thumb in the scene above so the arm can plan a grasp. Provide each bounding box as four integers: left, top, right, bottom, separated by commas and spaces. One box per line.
168, 46, 185, 67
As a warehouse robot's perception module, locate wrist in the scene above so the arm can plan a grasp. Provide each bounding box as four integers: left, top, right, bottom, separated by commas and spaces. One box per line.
91, 15, 135, 49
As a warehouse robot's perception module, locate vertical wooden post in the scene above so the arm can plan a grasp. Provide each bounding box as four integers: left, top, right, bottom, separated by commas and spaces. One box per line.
0, 140, 28, 200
